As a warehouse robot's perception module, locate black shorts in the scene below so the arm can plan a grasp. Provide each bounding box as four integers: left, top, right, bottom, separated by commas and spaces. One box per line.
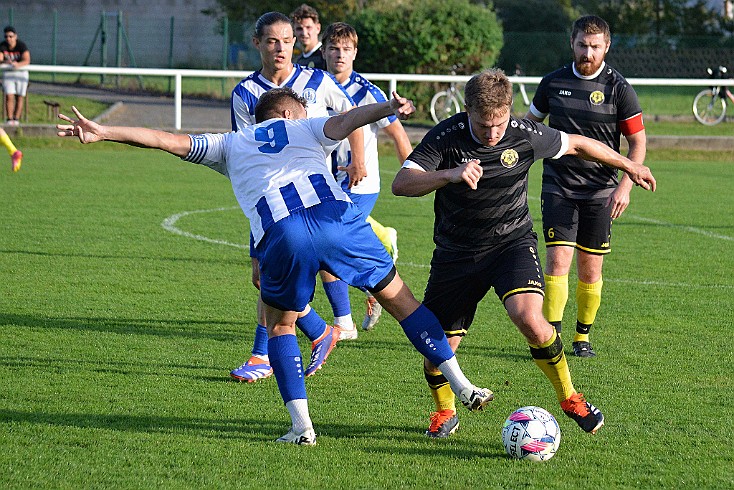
541, 192, 612, 255
423, 235, 544, 337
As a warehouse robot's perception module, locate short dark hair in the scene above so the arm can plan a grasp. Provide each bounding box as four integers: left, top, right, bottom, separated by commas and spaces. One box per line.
4, 26, 16, 35
254, 12, 291, 39
571, 15, 610, 44
322, 22, 358, 49
464, 69, 513, 118
290, 4, 320, 24
254, 87, 308, 123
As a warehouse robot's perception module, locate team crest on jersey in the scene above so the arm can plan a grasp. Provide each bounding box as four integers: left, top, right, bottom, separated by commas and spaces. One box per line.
589, 90, 605, 105
500, 149, 519, 168
302, 88, 318, 104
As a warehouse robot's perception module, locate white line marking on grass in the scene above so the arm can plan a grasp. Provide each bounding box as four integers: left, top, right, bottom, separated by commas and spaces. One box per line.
604, 278, 734, 289
528, 195, 734, 242
161, 207, 248, 250
625, 215, 734, 242
161, 207, 732, 290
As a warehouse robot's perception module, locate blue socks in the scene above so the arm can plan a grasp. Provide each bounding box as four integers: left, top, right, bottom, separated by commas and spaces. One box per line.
399, 304, 455, 367
268, 334, 307, 403
252, 324, 268, 357
295, 308, 327, 342
322, 279, 351, 316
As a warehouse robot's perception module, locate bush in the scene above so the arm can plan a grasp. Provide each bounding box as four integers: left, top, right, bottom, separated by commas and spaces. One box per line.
348, 0, 503, 120
349, 0, 502, 75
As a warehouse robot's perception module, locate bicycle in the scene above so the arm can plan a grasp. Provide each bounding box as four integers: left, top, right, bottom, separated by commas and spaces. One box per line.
430, 64, 465, 124
429, 64, 531, 124
692, 65, 734, 125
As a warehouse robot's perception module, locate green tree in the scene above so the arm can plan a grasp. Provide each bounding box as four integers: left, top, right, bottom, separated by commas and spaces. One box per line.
202, 0, 363, 28
349, 0, 502, 75
493, 0, 578, 75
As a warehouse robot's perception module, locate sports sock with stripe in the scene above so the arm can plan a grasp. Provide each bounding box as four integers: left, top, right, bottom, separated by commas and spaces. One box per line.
574, 278, 602, 343
529, 329, 575, 403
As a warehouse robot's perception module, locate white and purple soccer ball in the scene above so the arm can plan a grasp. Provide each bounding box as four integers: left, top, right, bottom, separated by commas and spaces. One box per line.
501, 406, 561, 462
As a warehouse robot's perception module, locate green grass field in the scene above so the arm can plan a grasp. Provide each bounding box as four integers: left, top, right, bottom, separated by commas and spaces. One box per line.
1, 142, 733, 489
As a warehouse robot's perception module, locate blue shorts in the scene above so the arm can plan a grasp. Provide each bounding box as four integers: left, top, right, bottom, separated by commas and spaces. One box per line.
256, 200, 395, 312
348, 192, 379, 218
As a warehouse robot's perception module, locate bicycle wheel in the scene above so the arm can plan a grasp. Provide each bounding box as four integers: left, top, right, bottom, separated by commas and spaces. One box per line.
430, 91, 461, 124
693, 89, 726, 125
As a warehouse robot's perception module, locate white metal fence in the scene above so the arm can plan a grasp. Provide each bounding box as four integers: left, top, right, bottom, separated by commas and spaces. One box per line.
20, 64, 734, 130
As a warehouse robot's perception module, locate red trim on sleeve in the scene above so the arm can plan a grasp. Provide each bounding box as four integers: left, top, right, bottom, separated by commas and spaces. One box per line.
620, 113, 644, 136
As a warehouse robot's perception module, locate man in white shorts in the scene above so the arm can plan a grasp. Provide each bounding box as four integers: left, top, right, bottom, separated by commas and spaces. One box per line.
1, 26, 30, 126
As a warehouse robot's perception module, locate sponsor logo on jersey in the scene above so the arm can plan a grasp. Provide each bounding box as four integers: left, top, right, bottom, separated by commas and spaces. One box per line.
511, 120, 518, 128
590, 90, 605, 105
500, 149, 519, 168
302, 88, 317, 104
559, 89, 572, 96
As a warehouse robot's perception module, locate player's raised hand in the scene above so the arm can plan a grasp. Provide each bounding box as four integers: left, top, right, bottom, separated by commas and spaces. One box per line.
57, 106, 104, 144
390, 91, 415, 120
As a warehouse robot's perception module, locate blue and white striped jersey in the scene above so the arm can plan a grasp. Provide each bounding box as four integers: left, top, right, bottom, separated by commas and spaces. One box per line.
230, 64, 355, 132
331, 71, 397, 195
183, 117, 346, 247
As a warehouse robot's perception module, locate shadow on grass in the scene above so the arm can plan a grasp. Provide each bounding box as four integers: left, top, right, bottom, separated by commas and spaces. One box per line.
0, 408, 505, 458
0, 248, 247, 267
0, 355, 232, 383
337, 335, 531, 362
0, 312, 242, 342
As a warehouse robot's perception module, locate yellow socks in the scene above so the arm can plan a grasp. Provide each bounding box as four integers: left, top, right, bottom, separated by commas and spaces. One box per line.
529, 329, 575, 403
574, 278, 603, 342
543, 274, 568, 333
0, 131, 17, 155
424, 367, 456, 412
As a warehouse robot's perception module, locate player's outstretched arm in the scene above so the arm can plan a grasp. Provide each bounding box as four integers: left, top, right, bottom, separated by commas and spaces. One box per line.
57, 106, 192, 158
324, 92, 414, 141
565, 133, 656, 192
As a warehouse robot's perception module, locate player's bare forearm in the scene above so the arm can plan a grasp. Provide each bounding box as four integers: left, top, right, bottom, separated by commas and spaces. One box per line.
57, 106, 191, 157
384, 120, 413, 164
566, 134, 655, 191
346, 127, 367, 186
324, 92, 414, 141
393, 160, 482, 197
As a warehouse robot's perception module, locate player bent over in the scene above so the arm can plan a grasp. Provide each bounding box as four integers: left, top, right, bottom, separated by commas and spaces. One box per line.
392, 69, 656, 437
56, 88, 494, 445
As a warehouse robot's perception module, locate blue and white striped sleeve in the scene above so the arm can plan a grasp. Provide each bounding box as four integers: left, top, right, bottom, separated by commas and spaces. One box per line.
365, 84, 397, 129
181, 133, 229, 176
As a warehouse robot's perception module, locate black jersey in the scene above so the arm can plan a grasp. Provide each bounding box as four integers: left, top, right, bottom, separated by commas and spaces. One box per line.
295, 49, 326, 71
406, 113, 564, 253
0, 39, 28, 64
532, 63, 643, 198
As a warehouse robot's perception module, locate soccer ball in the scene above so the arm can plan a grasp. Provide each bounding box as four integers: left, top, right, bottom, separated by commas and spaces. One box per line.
501, 406, 561, 462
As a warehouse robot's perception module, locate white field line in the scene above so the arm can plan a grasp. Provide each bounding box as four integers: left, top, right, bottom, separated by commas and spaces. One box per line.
161, 206, 248, 251
161, 204, 733, 290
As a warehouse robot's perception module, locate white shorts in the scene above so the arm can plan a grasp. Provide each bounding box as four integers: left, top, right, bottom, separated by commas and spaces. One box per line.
3, 71, 29, 96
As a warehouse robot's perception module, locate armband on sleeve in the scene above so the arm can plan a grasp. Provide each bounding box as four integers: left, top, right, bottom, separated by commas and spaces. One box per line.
620, 113, 644, 136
